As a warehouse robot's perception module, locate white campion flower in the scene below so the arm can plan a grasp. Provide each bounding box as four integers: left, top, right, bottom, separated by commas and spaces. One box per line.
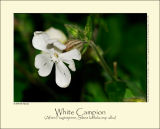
32, 28, 81, 88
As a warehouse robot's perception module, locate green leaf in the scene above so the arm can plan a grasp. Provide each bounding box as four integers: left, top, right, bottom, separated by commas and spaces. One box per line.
105, 81, 126, 102
65, 24, 84, 39
125, 81, 145, 98
82, 81, 107, 102
81, 43, 89, 55
124, 88, 135, 98
84, 16, 93, 41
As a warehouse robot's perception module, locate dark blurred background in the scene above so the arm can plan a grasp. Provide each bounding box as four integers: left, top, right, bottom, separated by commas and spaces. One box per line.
14, 13, 147, 102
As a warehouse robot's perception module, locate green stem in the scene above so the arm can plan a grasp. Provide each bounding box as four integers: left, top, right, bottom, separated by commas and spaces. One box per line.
89, 41, 117, 81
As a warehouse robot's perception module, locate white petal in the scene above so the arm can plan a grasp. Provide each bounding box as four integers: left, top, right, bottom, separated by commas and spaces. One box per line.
45, 27, 67, 43
47, 39, 57, 44
35, 54, 54, 77
56, 61, 71, 88
59, 49, 81, 61
32, 33, 49, 51
46, 39, 66, 50
53, 41, 66, 50
62, 59, 76, 71
35, 53, 49, 68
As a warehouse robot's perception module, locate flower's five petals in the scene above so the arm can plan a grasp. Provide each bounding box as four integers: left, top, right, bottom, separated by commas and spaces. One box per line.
33, 28, 81, 88
59, 49, 81, 61
35, 54, 54, 77
56, 61, 71, 88
32, 33, 49, 51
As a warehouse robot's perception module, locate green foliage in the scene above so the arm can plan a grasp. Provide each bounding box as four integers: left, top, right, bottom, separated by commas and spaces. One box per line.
81, 43, 89, 55
84, 16, 93, 41
65, 24, 84, 39
124, 88, 135, 99
125, 81, 145, 98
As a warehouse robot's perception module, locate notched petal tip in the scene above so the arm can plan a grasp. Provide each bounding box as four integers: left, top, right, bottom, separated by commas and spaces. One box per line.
62, 59, 76, 72
69, 65, 76, 71
59, 49, 82, 61
74, 49, 81, 61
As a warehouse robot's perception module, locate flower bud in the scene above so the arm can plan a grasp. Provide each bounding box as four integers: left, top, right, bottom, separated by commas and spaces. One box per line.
64, 39, 85, 52
45, 27, 67, 43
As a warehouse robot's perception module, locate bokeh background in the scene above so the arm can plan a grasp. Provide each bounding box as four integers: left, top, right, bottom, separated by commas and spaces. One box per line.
14, 13, 147, 102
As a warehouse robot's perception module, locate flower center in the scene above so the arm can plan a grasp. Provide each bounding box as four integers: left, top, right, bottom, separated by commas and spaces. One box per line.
54, 52, 59, 58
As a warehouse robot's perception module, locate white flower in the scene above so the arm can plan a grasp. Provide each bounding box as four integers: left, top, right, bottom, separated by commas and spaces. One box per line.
32, 31, 66, 51
32, 29, 81, 88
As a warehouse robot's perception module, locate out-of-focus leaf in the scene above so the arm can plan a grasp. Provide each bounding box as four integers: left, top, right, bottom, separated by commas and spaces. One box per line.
125, 81, 145, 98
124, 88, 135, 98
105, 81, 126, 102
116, 68, 146, 98
82, 81, 107, 102
65, 24, 84, 39
84, 16, 92, 41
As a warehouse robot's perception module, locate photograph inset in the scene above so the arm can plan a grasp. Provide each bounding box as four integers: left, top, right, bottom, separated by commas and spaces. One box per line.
14, 13, 147, 102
